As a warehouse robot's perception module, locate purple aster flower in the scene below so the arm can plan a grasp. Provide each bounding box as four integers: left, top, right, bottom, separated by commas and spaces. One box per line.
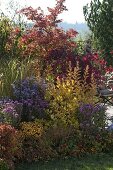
79, 103, 94, 116
0, 98, 21, 126
11, 76, 48, 121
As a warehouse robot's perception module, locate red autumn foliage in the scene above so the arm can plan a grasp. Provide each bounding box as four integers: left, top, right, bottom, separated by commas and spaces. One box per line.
18, 0, 78, 61
0, 124, 17, 159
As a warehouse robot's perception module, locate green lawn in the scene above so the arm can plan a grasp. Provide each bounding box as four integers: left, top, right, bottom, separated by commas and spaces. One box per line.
16, 153, 113, 170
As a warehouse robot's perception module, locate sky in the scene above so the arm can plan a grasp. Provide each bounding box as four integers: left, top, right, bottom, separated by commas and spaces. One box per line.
0, 0, 92, 23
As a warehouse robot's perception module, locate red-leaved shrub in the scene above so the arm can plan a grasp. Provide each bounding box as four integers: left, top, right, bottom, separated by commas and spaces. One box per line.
0, 124, 21, 169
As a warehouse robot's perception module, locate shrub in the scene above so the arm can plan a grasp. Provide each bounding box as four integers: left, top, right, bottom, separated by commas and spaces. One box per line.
76, 103, 109, 154
104, 131, 113, 153
0, 124, 21, 169
19, 0, 77, 60
45, 64, 97, 126
20, 121, 56, 161
45, 122, 79, 157
16, 0, 78, 78
20, 121, 81, 159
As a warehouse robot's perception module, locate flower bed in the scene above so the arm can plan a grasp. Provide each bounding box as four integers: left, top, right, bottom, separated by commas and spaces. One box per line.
0, 1, 113, 169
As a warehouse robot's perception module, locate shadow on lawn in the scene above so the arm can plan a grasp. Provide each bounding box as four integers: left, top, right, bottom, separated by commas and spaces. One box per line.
16, 153, 113, 170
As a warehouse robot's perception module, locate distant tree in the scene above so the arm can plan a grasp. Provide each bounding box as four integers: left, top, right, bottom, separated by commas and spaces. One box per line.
83, 0, 113, 66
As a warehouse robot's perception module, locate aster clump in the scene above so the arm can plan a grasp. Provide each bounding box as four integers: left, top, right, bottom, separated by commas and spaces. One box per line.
12, 76, 49, 121
78, 103, 107, 130
0, 99, 22, 126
